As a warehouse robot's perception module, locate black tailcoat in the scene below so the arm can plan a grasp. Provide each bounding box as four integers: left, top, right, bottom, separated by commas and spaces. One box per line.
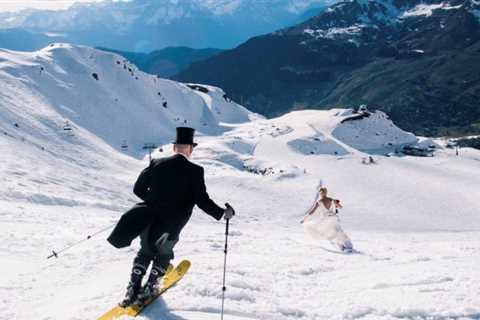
108, 154, 224, 249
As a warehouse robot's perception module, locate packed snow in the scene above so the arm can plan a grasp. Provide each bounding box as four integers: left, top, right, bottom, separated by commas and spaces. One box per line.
1, 45, 480, 320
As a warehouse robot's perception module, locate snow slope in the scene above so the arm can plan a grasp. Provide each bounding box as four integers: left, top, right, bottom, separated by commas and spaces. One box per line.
0, 44, 259, 156
1, 46, 480, 320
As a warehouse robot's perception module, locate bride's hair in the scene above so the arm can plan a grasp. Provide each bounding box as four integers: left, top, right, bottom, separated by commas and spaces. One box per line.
319, 187, 328, 195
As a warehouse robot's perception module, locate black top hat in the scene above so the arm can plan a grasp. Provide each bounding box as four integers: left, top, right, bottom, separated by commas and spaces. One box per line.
173, 127, 198, 147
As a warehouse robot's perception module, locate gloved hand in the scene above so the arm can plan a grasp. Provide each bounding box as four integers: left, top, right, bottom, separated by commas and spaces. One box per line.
224, 203, 235, 220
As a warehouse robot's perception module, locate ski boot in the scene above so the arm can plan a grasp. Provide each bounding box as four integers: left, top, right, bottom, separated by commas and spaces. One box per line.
119, 264, 147, 307
133, 263, 167, 306
339, 240, 354, 253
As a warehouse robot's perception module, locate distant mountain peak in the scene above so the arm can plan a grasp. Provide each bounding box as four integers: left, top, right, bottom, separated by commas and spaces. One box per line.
0, 0, 332, 52
280, 0, 479, 46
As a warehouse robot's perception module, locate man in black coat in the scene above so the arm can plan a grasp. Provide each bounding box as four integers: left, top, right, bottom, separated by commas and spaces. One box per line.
108, 127, 235, 306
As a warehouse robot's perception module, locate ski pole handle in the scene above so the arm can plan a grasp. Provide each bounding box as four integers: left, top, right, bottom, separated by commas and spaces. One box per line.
225, 203, 234, 215
224, 202, 235, 222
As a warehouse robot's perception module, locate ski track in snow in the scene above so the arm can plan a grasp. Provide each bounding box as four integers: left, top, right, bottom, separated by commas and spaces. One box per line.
1, 45, 480, 320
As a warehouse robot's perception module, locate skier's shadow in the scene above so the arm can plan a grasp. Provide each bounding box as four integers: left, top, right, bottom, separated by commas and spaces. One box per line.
319, 246, 391, 261
141, 297, 187, 320
318, 246, 364, 256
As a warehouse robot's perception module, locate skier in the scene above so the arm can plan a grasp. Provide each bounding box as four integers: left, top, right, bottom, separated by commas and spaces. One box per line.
301, 186, 353, 252
107, 127, 235, 307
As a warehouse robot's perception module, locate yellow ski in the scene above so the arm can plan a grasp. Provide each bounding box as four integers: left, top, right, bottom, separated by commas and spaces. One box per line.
97, 260, 191, 320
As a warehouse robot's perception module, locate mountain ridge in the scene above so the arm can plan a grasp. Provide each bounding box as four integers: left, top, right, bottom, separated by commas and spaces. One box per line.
176, 0, 480, 136
0, 0, 331, 52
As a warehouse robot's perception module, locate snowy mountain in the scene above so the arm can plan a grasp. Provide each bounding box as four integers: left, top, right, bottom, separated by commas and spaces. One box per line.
283, 0, 480, 45
2, 43, 480, 319
0, 44, 259, 158
176, 0, 480, 136
0, 0, 330, 52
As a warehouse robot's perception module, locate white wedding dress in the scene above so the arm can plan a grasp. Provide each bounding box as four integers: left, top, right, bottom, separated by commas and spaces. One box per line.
303, 199, 353, 252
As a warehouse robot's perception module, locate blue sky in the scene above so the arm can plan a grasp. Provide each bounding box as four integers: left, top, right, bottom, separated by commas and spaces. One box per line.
0, 0, 105, 12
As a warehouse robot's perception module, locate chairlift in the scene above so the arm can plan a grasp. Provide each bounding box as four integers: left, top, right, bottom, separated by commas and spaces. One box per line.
63, 121, 72, 131
121, 140, 128, 151
142, 143, 157, 150
143, 143, 158, 161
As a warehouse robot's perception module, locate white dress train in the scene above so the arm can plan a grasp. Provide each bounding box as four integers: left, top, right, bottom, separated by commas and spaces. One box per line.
303, 200, 353, 252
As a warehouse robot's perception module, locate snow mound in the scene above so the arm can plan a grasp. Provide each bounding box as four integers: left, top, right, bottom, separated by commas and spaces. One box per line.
264, 108, 418, 158
332, 110, 418, 153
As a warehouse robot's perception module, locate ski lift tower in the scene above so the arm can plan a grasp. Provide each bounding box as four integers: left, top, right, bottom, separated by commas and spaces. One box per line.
143, 143, 157, 161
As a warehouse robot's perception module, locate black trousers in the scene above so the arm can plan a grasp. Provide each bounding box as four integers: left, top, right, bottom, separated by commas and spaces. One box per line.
133, 224, 178, 273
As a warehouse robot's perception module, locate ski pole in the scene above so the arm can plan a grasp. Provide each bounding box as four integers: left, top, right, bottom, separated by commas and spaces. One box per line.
221, 203, 232, 320
46, 222, 116, 259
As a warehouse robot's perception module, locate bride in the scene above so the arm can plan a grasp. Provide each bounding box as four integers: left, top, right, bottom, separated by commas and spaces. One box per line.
301, 186, 353, 253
